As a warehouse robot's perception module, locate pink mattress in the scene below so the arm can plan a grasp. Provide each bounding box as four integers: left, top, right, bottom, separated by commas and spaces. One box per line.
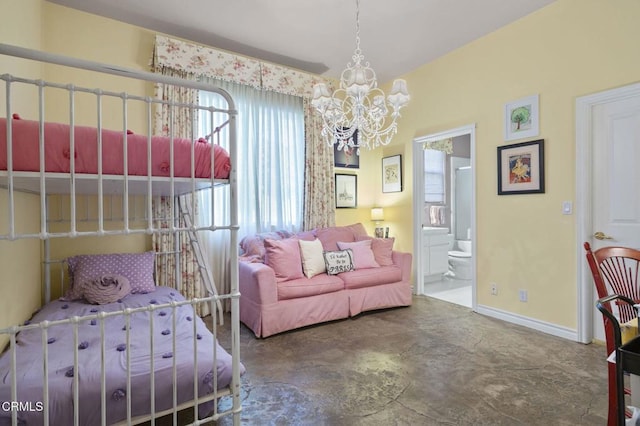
0, 115, 230, 179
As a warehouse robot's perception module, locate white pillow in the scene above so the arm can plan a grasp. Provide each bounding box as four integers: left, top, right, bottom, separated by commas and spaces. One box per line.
298, 238, 326, 278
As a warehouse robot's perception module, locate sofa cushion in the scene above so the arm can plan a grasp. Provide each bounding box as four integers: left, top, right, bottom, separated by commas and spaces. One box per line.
299, 238, 326, 278
264, 238, 304, 282
339, 265, 403, 289
345, 222, 368, 238
296, 229, 317, 241
277, 273, 345, 300
337, 240, 379, 269
357, 236, 395, 266
316, 223, 367, 251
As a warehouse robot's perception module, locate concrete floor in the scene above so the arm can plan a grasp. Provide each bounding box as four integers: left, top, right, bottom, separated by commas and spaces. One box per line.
215, 295, 609, 425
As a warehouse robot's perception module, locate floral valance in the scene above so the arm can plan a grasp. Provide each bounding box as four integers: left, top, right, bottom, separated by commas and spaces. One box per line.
153, 35, 334, 98
423, 138, 453, 154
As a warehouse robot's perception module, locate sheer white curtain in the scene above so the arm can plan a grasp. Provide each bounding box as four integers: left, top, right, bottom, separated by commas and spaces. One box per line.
197, 79, 305, 300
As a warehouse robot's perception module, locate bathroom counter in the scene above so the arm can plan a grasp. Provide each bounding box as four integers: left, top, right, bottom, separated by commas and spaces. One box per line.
422, 227, 450, 281
422, 226, 448, 233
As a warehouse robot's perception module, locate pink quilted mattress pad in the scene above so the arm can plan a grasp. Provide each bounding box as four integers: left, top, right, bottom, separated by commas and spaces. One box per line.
0, 115, 230, 179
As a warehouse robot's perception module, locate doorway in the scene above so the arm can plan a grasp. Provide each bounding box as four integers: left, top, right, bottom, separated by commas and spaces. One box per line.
576, 82, 640, 344
412, 124, 476, 310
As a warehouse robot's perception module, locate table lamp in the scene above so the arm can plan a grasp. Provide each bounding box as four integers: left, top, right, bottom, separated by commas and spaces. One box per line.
371, 207, 385, 238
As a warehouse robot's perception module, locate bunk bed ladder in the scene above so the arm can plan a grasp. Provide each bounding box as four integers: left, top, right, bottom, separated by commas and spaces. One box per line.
178, 198, 224, 325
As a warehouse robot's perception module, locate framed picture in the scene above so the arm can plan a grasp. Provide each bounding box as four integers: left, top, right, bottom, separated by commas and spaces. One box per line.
335, 173, 357, 208
504, 94, 539, 141
382, 155, 402, 193
334, 129, 359, 168
497, 139, 545, 195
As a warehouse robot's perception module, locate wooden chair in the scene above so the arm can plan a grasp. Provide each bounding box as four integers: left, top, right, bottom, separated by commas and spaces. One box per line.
584, 242, 640, 426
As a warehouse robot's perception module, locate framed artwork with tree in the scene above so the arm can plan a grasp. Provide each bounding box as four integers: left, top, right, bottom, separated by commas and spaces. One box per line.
504, 94, 539, 141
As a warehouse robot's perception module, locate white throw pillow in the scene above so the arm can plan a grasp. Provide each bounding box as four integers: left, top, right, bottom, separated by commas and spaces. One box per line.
298, 238, 326, 278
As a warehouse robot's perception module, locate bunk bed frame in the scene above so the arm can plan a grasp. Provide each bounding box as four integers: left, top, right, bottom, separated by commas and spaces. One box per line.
0, 43, 242, 425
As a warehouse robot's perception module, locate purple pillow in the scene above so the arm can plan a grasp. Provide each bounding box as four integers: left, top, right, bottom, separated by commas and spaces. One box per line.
66, 252, 156, 300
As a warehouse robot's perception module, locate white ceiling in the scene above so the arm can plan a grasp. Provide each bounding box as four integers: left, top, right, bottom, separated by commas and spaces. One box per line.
47, 0, 557, 83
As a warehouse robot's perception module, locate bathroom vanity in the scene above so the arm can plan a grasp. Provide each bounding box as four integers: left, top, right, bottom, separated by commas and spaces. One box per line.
422, 227, 449, 282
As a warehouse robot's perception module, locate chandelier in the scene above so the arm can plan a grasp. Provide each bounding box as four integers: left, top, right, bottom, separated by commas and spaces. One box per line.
311, 0, 410, 155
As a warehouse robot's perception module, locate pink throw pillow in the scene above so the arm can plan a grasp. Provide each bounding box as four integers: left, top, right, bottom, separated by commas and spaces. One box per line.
337, 240, 379, 270
264, 238, 304, 282
239, 230, 294, 262
357, 236, 395, 266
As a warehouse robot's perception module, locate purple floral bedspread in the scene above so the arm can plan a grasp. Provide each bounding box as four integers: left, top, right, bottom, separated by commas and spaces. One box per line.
0, 287, 244, 425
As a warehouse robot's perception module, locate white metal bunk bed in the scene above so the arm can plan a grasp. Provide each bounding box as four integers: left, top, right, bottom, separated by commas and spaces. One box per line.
0, 43, 242, 425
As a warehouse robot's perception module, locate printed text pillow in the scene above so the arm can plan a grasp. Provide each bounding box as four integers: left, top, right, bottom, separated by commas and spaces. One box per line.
323, 249, 355, 275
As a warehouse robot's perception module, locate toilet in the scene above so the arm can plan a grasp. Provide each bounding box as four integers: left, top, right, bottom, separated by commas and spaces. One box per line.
447, 236, 473, 280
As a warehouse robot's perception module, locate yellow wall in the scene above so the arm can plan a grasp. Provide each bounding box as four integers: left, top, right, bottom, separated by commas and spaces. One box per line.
1, 0, 153, 336
0, 0, 44, 341
41, 2, 155, 260
343, 0, 640, 329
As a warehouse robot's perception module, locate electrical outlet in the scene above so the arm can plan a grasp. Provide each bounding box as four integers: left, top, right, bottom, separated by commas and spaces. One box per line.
491, 283, 498, 296
519, 289, 528, 302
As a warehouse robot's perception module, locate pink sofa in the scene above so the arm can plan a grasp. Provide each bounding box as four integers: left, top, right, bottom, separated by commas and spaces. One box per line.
238, 223, 413, 338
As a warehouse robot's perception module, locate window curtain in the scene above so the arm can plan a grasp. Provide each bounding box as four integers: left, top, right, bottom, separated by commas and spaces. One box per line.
197, 80, 305, 300
153, 35, 337, 232
303, 97, 335, 229
151, 67, 210, 317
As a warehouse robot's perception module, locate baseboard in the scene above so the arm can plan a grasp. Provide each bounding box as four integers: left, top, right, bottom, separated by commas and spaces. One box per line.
475, 304, 579, 342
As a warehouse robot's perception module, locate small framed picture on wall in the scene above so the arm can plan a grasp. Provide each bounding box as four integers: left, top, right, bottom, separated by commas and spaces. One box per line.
497, 139, 545, 195
334, 129, 359, 168
382, 155, 402, 193
335, 173, 357, 208
504, 94, 539, 141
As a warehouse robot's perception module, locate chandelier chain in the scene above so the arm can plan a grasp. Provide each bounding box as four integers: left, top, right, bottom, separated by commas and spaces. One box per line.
354, 0, 361, 56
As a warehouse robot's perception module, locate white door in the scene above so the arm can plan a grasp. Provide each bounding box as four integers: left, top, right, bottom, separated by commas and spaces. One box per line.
592, 97, 640, 250
578, 84, 640, 342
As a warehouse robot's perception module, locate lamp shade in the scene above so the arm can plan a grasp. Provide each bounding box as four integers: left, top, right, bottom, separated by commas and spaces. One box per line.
371, 207, 384, 222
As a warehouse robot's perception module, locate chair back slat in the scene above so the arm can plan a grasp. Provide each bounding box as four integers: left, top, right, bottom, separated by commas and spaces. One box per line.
599, 256, 640, 323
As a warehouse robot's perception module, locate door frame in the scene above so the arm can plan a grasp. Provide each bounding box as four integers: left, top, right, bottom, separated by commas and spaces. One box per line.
576, 82, 640, 344
412, 123, 477, 310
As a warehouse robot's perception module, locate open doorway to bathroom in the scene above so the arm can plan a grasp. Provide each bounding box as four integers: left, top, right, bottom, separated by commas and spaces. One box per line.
412, 125, 476, 310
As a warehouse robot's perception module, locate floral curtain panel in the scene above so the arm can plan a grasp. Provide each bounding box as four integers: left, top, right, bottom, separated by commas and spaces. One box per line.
151, 66, 210, 317
303, 97, 335, 230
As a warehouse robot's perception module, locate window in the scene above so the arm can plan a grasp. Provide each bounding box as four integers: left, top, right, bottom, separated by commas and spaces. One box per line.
424, 149, 445, 203
197, 80, 305, 236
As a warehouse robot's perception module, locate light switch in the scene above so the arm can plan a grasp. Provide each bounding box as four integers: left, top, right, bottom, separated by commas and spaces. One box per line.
562, 201, 573, 215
